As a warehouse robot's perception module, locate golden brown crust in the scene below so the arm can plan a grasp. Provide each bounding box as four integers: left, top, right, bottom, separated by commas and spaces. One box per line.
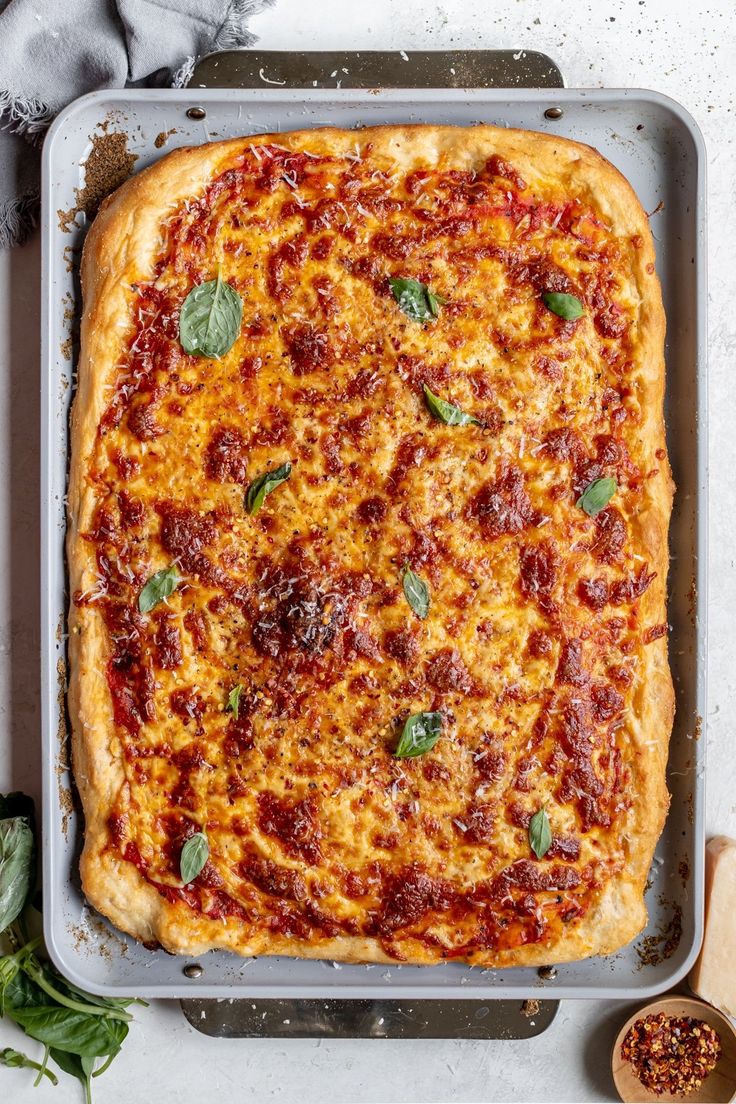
68, 124, 673, 966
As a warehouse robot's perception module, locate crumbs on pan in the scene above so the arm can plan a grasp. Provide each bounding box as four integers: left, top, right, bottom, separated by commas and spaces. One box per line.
636, 901, 683, 967
521, 999, 540, 1018
59, 784, 74, 840
154, 128, 177, 149
58, 131, 139, 233
62, 243, 81, 273
679, 858, 691, 888
69, 907, 130, 962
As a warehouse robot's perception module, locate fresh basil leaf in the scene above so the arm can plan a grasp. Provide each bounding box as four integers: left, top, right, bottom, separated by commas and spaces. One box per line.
389, 277, 445, 322
1, 1047, 58, 1085
138, 565, 179, 614
542, 291, 584, 320
529, 807, 552, 859
577, 477, 616, 517
402, 565, 430, 620
180, 832, 209, 885
179, 273, 243, 359
395, 712, 443, 759
0, 816, 35, 932
423, 384, 481, 427
245, 462, 292, 515
9, 1006, 129, 1058
49, 1047, 86, 1082
225, 684, 243, 721
2, 968, 46, 1014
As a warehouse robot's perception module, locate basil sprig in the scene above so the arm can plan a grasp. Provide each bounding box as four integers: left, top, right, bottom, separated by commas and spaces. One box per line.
225, 684, 243, 721
180, 832, 209, 884
402, 565, 430, 620
542, 291, 584, 320
577, 477, 616, 517
0, 791, 143, 1100
1, 1048, 58, 1084
179, 272, 243, 359
395, 711, 443, 758
423, 384, 481, 426
529, 807, 552, 859
389, 277, 446, 322
138, 565, 179, 614
245, 462, 292, 515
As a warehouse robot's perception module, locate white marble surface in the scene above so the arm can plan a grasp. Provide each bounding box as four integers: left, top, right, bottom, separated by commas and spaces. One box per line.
1, 0, 734, 1100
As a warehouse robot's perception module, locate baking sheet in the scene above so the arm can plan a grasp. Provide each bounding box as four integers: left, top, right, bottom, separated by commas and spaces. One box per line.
41, 87, 706, 1000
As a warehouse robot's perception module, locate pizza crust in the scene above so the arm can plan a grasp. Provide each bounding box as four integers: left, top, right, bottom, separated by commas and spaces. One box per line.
68, 124, 673, 967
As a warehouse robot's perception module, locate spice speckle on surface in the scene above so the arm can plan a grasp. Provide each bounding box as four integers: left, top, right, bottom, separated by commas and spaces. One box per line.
620, 1012, 721, 1096
57, 131, 138, 233
154, 129, 177, 149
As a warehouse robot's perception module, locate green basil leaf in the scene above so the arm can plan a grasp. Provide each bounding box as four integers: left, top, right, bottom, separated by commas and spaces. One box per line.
225, 684, 243, 721
423, 384, 481, 426
542, 291, 584, 320
138, 565, 179, 614
49, 1047, 86, 1083
577, 477, 616, 517
9, 1006, 129, 1058
402, 565, 430, 620
389, 277, 445, 322
2, 968, 46, 1013
245, 462, 292, 515
1, 1047, 58, 1085
179, 273, 243, 359
0, 816, 35, 932
180, 832, 209, 885
529, 807, 552, 859
395, 712, 443, 759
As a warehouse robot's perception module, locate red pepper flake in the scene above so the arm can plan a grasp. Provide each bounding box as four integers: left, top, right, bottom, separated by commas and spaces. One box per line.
621, 1012, 721, 1096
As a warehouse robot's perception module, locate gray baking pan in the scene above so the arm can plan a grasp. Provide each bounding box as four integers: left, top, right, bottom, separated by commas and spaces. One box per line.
41, 86, 706, 1000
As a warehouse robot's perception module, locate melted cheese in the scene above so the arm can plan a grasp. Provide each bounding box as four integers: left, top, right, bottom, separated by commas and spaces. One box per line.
71, 128, 672, 965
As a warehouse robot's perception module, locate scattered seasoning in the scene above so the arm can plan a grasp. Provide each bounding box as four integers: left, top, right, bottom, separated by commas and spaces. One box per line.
678, 858, 691, 888
57, 131, 139, 232
620, 1013, 721, 1096
154, 129, 177, 149
636, 902, 683, 967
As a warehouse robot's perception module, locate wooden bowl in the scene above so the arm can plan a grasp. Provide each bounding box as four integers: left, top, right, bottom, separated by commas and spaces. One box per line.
612, 996, 736, 1103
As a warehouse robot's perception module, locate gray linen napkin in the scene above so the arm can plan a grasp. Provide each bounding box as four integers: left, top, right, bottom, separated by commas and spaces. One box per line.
0, 0, 275, 248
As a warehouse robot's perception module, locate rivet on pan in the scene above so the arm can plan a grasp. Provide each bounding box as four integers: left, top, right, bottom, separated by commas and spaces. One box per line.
544, 107, 564, 120
186, 107, 207, 120
537, 964, 557, 980
183, 963, 203, 978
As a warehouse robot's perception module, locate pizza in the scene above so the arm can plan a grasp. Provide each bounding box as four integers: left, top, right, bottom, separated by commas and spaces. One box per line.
67, 124, 673, 967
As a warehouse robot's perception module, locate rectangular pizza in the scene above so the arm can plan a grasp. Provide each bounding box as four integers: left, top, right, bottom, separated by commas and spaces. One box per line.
67, 124, 674, 967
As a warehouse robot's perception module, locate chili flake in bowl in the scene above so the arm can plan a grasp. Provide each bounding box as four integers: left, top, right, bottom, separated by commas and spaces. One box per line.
621, 1012, 721, 1096
612, 997, 736, 1104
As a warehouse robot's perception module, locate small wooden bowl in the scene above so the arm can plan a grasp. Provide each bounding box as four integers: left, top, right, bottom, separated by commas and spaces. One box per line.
612, 996, 736, 1103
